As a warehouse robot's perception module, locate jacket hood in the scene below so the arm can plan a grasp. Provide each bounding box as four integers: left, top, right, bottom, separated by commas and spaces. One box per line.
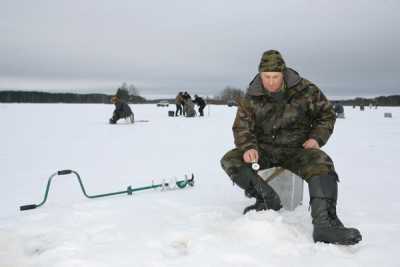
247, 68, 303, 96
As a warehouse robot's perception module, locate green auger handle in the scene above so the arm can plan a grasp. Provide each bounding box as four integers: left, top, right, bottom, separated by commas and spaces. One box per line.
19, 170, 73, 210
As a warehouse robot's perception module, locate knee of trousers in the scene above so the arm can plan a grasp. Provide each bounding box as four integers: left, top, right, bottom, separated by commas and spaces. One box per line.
221, 148, 256, 190
220, 148, 246, 176
294, 149, 337, 180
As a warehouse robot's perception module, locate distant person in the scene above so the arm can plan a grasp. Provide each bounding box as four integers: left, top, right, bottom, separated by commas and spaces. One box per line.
333, 102, 345, 118
182, 91, 192, 116
175, 92, 184, 116
183, 91, 191, 101
109, 96, 134, 124
183, 96, 196, 117
220, 50, 361, 245
193, 94, 207, 116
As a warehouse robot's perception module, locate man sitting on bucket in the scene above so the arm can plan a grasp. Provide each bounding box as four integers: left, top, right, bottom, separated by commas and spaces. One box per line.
109, 95, 134, 124
220, 50, 362, 245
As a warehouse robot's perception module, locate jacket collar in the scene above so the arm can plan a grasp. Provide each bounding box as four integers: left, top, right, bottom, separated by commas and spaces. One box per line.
247, 67, 303, 97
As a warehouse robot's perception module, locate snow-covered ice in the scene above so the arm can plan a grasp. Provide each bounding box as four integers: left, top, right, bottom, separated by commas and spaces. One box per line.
1, 103, 399, 267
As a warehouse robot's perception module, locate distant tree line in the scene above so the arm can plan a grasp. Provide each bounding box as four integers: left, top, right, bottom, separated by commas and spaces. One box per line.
0, 91, 146, 103
0, 81, 146, 104
216, 86, 245, 102
3, 87, 397, 106
338, 95, 400, 107
115, 82, 142, 102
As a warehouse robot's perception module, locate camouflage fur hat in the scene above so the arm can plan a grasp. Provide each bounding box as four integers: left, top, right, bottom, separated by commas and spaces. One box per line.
258, 50, 286, 72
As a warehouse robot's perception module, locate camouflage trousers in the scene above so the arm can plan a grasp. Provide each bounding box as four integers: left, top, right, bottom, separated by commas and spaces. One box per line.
220, 147, 336, 182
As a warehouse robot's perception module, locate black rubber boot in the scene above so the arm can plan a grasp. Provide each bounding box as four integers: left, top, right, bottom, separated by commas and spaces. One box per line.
328, 197, 344, 228
308, 175, 362, 245
228, 166, 282, 214
243, 195, 272, 214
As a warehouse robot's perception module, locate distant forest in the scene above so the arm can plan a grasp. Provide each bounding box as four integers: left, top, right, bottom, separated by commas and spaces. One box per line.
0, 90, 399, 106
0, 90, 146, 104
338, 95, 400, 107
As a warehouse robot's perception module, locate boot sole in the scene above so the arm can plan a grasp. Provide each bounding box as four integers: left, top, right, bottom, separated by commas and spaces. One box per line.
314, 228, 362, 245
242, 204, 282, 215
315, 233, 362, 245
337, 232, 362, 245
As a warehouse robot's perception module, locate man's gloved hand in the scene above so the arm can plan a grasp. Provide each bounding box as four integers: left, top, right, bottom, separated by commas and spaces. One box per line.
303, 138, 320, 149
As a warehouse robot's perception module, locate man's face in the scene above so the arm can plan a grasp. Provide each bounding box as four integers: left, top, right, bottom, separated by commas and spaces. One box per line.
260, 72, 284, 93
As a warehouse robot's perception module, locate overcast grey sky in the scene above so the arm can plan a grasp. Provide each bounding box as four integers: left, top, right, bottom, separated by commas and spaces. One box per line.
1, 0, 399, 98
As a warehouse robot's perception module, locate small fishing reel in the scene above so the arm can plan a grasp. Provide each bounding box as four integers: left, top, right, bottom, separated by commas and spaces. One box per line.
251, 161, 260, 171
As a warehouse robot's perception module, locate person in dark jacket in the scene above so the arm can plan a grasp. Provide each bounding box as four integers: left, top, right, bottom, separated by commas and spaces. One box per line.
193, 94, 207, 116
220, 50, 362, 245
109, 95, 134, 124
183, 91, 191, 100
333, 102, 345, 118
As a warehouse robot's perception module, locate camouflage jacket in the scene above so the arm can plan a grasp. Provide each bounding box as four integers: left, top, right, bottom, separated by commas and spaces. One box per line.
233, 68, 336, 152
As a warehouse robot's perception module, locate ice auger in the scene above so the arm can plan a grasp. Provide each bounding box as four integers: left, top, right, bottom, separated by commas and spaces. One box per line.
20, 169, 195, 211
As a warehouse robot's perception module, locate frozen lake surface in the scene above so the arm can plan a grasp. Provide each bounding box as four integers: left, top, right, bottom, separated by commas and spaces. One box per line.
0, 103, 399, 267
